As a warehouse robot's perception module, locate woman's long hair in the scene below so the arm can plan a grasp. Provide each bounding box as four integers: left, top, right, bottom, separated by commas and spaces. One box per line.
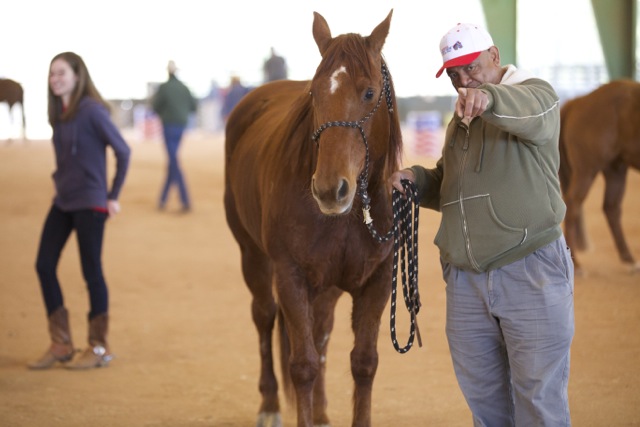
47, 51, 111, 126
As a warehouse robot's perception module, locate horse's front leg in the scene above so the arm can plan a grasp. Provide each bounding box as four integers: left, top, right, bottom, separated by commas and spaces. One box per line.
349, 269, 392, 427
275, 269, 319, 427
311, 287, 343, 426
241, 249, 281, 427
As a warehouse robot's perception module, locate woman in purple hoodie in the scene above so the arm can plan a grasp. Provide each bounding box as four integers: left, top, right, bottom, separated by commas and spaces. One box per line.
29, 52, 131, 370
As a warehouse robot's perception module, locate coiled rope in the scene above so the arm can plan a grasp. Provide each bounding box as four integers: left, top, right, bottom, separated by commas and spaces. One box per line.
363, 179, 422, 354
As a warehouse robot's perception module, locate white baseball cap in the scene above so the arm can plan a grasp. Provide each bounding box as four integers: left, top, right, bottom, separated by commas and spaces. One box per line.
436, 23, 494, 78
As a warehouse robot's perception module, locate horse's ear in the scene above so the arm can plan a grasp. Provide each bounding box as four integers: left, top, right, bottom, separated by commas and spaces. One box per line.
367, 9, 393, 53
313, 11, 332, 56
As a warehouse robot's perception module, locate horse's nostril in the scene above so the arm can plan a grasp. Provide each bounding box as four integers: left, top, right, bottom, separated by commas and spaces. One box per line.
337, 179, 349, 201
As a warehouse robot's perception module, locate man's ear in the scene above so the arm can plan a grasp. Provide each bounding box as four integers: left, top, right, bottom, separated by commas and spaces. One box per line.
489, 46, 501, 66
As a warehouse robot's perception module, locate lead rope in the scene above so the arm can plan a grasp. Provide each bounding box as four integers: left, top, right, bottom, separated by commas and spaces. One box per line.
312, 61, 422, 354
363, 180, 422, 354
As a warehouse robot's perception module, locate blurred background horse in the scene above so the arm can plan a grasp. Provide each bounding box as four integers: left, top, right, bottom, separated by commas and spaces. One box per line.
0, 78, 26, 141
224, 10, 401, 427
559, 79, 640, 275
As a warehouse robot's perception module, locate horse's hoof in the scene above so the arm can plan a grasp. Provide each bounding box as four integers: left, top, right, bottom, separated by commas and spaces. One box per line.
256, 412, 282, 427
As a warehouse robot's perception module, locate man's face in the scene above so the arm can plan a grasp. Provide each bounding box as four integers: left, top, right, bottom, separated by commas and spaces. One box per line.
445, 47, 503, 90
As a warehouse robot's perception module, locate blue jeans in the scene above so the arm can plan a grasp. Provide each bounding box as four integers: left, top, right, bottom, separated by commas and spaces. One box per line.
442, 236, 574, 426
35, 205, 109, 318
159, 124, 190, 209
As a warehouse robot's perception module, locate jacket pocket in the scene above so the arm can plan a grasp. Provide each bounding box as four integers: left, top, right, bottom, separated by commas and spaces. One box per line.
435, 195, 526, 268
53, 159, 98, 202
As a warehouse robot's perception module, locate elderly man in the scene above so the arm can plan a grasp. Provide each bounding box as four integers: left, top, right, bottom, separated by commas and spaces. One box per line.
390, 23, 574, 426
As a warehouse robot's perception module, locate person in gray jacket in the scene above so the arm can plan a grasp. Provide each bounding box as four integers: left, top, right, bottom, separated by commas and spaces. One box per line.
390, 23, 574, 425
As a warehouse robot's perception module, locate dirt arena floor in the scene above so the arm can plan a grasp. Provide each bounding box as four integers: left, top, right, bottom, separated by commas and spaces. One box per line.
1, 130, 639, 426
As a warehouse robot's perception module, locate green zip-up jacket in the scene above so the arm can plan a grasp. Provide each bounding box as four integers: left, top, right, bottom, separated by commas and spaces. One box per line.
152, 74, 197, 126
410, 66, 564, 272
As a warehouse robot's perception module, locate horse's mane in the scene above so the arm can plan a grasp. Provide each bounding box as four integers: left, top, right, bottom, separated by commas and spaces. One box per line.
278, 82, 315, 177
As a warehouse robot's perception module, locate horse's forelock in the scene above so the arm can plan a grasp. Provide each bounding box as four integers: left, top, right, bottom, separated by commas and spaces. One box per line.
316, 34, 375, 81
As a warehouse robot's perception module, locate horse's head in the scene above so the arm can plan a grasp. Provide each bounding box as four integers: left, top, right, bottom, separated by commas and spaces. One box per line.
309, 10, 400, 216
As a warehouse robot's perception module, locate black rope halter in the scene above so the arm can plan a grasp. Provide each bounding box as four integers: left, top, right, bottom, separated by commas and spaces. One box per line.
311, 61, 422, 354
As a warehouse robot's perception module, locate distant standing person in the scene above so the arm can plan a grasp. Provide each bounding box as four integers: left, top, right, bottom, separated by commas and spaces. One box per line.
221, 75, 250, 123
30, 51, 131, 370
152, 60, 197, 212
263, 47, 288, 82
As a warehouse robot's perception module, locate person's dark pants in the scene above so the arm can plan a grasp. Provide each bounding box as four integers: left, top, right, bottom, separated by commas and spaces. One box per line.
159, 123, 190, 209
35, 205, 109, 319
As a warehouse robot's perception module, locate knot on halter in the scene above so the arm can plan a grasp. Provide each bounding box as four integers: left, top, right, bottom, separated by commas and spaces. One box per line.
312, 121, 362, 145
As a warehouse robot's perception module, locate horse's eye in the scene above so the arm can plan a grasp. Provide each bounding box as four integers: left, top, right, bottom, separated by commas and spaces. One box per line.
365, 89, 375, 101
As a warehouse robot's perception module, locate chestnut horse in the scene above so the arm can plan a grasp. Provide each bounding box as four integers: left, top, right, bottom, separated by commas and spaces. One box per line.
559, 79, 640, 274
224, 10, 402, 427
0, 78, 26, 140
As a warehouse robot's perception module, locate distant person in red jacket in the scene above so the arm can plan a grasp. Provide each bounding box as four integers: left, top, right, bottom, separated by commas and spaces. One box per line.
29, 51, 131, 370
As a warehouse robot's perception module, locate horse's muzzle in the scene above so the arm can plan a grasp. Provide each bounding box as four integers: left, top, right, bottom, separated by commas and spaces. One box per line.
311, 176, 354, 215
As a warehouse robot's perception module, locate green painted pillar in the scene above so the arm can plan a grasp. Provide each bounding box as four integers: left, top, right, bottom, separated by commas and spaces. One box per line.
480, 0, 517, 66
591, 0, 636, 80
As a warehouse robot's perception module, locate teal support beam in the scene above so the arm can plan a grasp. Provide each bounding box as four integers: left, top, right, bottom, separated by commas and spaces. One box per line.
591, 0, 636, 80
480, 0, 517, 66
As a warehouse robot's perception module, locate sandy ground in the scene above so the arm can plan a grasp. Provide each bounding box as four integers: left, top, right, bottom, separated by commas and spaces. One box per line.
0, 131, 639, 427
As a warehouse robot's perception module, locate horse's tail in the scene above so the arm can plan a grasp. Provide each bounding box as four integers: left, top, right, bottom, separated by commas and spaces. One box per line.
558, 100, 588, 250
277, 307, 295, 404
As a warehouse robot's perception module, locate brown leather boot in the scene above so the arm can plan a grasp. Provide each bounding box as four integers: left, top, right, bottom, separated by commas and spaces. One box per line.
65, 313, 113, 370
28, 306, 75, 369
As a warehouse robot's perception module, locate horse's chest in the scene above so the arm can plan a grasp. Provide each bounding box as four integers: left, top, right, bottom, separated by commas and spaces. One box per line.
288, 222, 392, 287
262, 188, 394, 288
